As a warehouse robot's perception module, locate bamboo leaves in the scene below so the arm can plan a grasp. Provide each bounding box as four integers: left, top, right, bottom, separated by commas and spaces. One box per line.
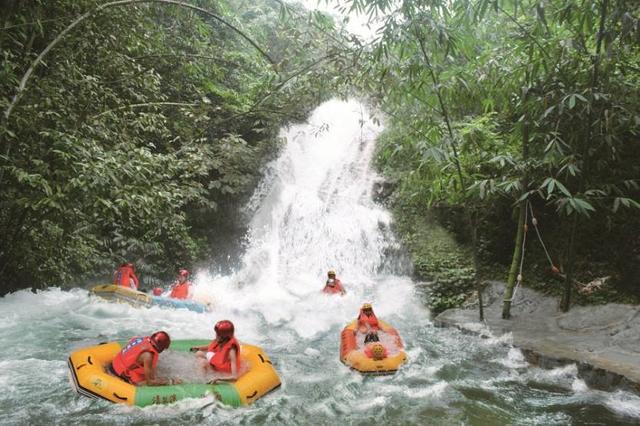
362, 0, 640, 313
0, 0, 343, 292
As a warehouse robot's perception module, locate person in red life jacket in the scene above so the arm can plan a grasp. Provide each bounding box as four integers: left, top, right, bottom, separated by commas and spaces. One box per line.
169, 269, 192, 300
364, 342, 388, 360
356, 303, 380, 336
109, 331, 181, 386
191, 320, 241, 382
113, 262, 139, 290
322, 270, 346, 295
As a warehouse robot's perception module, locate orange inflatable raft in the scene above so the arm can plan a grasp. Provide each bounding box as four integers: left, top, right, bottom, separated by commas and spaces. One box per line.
340, 319, 407, 374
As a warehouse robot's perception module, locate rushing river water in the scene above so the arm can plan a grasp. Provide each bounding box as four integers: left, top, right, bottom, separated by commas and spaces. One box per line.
1, 100, 639, 425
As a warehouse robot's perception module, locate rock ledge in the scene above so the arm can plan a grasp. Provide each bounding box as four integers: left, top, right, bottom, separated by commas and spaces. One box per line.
434, 281, 640, 392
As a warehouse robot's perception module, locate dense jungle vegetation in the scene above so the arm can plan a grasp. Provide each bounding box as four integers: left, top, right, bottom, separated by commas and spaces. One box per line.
362, 0, 640, 315
1, 0, 639, 317
0, 0, 353, 293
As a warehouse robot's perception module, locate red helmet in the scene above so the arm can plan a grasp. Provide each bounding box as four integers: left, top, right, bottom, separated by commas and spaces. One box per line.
214, 320, 235, 338
179, 269, 189, 278
150, 331, 171, 352
152, 287, 163, 296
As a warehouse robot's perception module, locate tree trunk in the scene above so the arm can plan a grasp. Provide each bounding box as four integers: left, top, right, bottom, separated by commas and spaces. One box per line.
502, 204, 525, 319
502, 40, 533, 319
561, 0, 608, 312
561, 214, 578, 311
470, 210, 484, 321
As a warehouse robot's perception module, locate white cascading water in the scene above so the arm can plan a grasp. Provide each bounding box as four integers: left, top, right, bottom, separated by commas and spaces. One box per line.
190, 99, 420, 340
0, 99, 639, 424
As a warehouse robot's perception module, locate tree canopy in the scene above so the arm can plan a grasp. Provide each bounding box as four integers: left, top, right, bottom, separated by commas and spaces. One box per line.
0, 0, 353, 292
349, 0, 640, 312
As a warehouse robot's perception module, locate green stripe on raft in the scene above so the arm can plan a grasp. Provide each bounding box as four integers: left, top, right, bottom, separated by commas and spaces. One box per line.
135, 383, 241, 407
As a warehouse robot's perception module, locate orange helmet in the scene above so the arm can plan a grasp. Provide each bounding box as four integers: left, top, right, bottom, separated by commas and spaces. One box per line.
214, 320, 235, 338
150, 331, 171, 352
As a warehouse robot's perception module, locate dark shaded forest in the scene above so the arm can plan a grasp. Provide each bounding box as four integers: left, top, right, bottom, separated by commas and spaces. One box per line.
0, 0, 353, 292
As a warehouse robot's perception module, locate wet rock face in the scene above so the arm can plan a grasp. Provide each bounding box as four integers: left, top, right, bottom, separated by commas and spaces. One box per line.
435, 281, 640, 391
556, 305, 640, 332
372, 180, 395, 204
610, 320, 640, 355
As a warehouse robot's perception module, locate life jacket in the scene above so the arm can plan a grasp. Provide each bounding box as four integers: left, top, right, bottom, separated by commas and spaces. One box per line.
364, 343, 388, 359
113, 265, 139, 289
111, 336, 158, 384
169, 281, 190, 299
323, 278, 344, 294
207, 337, 240, 374
357, 310, 379, 331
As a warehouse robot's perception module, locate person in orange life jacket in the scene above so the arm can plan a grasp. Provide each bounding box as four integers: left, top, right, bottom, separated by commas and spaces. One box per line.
191, 320, 241, 382
109, 331, 181, 386
356, 303, 380, 344
322, 270, 346, 295
364, 330, 380, 344
113, 262, 139, 290
364, 342, 388, 360
169, 269, 192, 300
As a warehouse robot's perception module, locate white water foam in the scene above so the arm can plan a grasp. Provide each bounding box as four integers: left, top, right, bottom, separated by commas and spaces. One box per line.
604, 391, 640, 418
184, 99, 426, 341
1, 99, 638, 424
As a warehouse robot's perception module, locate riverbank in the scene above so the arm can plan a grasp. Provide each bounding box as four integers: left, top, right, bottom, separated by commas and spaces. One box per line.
435, 281, 640, 392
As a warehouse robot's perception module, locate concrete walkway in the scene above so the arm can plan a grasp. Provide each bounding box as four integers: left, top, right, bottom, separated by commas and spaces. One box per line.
435, 281, 640, 391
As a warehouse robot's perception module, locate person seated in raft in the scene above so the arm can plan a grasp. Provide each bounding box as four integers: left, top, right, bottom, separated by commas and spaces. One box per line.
113, 262, 139, 290
191, 320, 241, 382
364, 342, 388, 360
364, 331, 380, 344
109, 331, 181, 386
323, 270, 346, 295
356, 303, 380, 336
169, 268, 192, 300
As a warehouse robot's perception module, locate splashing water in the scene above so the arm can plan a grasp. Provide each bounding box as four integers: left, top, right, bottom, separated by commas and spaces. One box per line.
0, 99, 638, 425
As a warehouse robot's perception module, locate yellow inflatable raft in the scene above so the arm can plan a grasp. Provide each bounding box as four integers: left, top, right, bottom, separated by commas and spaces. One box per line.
340, 320, 407, 374
90, 284, 210, 313
68, 340, 280, 407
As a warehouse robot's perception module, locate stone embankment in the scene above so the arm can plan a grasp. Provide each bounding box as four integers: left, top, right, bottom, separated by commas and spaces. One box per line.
435, 281, 640, 392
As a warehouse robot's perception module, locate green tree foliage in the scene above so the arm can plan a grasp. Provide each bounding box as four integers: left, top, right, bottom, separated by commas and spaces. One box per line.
0, 0, 350, 293
351, 0, 640, 312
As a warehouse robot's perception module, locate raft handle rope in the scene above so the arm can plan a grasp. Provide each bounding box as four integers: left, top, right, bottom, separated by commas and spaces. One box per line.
112, 392, 128, 401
